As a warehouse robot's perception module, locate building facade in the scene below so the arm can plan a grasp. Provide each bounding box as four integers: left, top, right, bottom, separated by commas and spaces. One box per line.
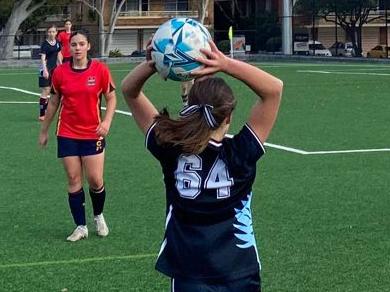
106, 0, 214, 56
293, 2, 390, 56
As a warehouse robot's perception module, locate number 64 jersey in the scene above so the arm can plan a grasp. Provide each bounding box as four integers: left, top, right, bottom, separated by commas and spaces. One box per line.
146, 123, 266, 282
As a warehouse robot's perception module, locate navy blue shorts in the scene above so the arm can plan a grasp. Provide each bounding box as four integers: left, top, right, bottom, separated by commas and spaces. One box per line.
39, 67, 55, 88
57, 136, 105, 158
171, 273, 261, 292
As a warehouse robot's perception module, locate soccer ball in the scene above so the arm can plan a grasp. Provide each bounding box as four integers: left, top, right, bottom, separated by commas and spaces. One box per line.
151, 18, 211, 81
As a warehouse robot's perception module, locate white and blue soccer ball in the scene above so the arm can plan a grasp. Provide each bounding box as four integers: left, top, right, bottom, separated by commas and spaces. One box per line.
151, 18, 211, 81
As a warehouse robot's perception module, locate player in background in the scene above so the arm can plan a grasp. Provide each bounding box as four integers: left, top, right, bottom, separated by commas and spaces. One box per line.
180, 80, 193, 106
39, 30, 117, 242
57, 19, 73, 63
121, 40, 283, 291
38, 25, 61, 121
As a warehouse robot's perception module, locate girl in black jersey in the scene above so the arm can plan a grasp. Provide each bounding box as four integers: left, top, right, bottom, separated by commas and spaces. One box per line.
38, 25, 61, 121
121, 40, 283, 292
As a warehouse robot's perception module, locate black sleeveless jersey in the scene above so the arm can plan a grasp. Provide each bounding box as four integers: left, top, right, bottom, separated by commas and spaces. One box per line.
146, 123, 265, 282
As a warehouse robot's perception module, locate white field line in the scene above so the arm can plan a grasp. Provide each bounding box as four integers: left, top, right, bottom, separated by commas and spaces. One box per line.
338, 67, 390, 71
1, 63, 390, 76
0, 253, 156, 269
0, 101, 37, 104
297, 70, 390, 76
1, 85, 389, 155
264, 142, 308, 154
305, 148, 390, 155
0, 86, 40, 96
0, 86, 132, 116
0, 72, 39, 76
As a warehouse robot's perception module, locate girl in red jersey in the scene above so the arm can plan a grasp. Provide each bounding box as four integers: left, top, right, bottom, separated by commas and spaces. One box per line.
57, 19, 73, 63
39, 31, 117, 242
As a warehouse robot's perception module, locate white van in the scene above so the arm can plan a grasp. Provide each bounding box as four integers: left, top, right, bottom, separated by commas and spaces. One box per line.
308, 40, 332, 57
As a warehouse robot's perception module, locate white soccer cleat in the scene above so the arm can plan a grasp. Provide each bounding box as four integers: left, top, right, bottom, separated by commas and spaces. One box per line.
94, 214, 109, 237
66, 225, 88, 242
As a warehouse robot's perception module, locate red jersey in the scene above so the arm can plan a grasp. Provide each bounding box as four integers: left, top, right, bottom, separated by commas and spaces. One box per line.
51, 60, 115, 139
57, 31, 71, 58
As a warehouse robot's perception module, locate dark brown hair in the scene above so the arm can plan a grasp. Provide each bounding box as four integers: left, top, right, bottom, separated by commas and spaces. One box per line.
47, 25, 57, 32
154, 77, 236, 154
70, 30, 90, 43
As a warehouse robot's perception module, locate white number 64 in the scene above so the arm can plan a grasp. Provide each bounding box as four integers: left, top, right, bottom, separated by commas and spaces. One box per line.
175, 154, 234, 199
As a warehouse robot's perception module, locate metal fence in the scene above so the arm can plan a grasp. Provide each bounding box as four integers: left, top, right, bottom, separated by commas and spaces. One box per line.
2, 9, 390, 61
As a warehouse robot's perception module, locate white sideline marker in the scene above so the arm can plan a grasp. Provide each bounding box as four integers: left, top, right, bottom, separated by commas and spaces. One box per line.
1, 85, 389, 155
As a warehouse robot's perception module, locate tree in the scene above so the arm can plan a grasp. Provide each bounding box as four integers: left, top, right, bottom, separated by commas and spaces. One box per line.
294, 0, 385, 56
197, 0, 210, 24
0, 0, 46, 59
215, 0, 249, 24
0, 0, 72, 60
77, 0, 125, 57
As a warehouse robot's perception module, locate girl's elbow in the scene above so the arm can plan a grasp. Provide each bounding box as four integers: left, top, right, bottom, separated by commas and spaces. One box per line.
120, 80, 128, 96
120, 82, 133, 99
274, 79, 283, 98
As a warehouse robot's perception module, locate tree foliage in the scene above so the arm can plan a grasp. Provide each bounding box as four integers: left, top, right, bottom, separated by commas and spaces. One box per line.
0, 1, 15, 30
294, 0, 389, 56
0, 0, 72, 59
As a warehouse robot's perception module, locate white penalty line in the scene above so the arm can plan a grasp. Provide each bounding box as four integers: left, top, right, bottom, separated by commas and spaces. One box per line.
0, 253, 156, 269
1, 86, 389, 156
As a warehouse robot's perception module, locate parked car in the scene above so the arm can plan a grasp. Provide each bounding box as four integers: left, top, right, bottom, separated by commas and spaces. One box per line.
329, 42, 355, 57
308, 40, 332, 56
130, 49, 146, 57
366, 45, 389, 58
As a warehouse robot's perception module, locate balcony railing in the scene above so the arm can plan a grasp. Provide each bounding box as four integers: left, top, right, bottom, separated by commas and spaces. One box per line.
45, 13, 72, 22
119, 10, 199, 18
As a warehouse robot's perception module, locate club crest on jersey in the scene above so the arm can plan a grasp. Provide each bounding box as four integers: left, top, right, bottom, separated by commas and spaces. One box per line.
87, 76, 96, 86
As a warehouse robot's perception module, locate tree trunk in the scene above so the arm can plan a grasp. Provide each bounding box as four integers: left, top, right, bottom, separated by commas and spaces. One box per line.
0, 0, 45, 60
356, 26, 363, 57
345, 25, 361, 57
97, 0, 105, 57
198, 0, 210, 24
104, 0, 125, 56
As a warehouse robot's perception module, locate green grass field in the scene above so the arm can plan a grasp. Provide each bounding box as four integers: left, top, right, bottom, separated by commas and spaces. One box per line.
0, 62, 389, 291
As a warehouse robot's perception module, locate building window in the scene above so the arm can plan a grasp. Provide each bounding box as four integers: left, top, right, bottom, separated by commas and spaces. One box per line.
120, 0, 139, 11
237, 0, 249, 17
165, 0, 188, 11
380, 27, 388, 44
178, 0, 188, 11
141, 0, 149, 11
